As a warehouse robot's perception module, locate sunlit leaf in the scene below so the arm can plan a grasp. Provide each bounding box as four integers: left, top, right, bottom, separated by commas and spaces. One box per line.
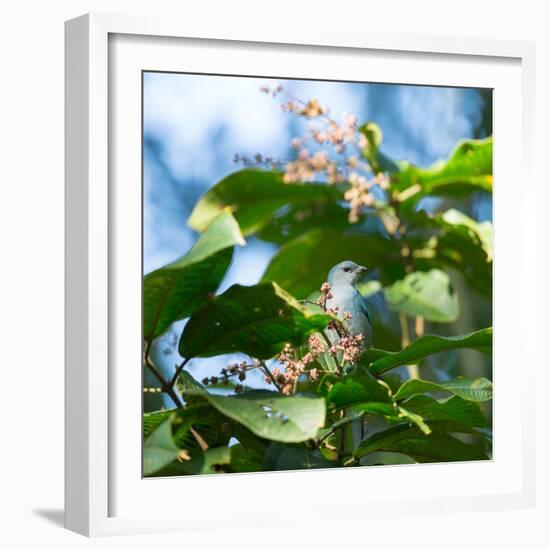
398, 395, 488, 428
143, 416, 181, 476
354, 422, 489, 462
441, 208, 493, 262
385, 269, 459, 323
204, 392, 326, 443
359, 122, 400, 174
178, 282, 332, 359
143, 212, 245, 340
326, 369, 393, 410
392, 137, 492, 200
188, 169, 342, 235
361, 327, 492, 375
394, 377, 493, 402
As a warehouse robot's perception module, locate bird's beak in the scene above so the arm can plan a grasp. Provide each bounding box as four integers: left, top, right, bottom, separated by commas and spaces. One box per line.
358, 266, 368, 274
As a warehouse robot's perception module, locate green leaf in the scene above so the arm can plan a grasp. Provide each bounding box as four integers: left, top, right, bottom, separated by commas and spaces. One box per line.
188, 169, 342, 235
354, 423, 489, 462
326, 370, 393, 410
399, 395, 488, 428
435, 231, 492, 298
441, 208, 493, 262
203, 393, 326, 443
401, 209, 492, 298
258, 201, 351, 245
396, 407, 432, 435
264, 443, 337, 471
143, 409, 174, 441
394, 377, 493, 402
358, 122, 400, 174
143, 212, 245, 340
261, 229, 403, 299
152, 446, 233, 476
175, 372, 326, 444
178, 282, 332, 359
361, 327, 492, 375
143, 416, 181, 476
385, 269, 459, 323
393, 137, 492, 200
180, 447, 232, 475
229, 444, 265, 473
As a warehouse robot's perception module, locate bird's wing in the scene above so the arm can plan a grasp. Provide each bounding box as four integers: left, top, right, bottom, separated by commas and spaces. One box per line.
360, 290, 389, 325
359, 294, 373, 325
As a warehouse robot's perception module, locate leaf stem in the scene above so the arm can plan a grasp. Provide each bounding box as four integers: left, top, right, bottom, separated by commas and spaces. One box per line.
143, 341, 209, 449
170, 357, 191, 387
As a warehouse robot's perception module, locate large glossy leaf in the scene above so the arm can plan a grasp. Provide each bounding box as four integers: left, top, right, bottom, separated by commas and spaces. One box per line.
264, 443, 337, 470
229, 444, 266, 473
179, 447, 232, 475
143, 409, 174, 441
354, 423, 489, 462
202, 392, 326, 444
399, 395, 488, 428
188, 169, 343, 235
261, 229, 403, 299
361, 327, 492, 375
326, 370, 393, 410
175, 372, 326, 443
258, 201, 351, 245
441, 208, 493, 262
392, 137, 492, 200
149, 446, 233, 477
394, 377, 493, 402
143, 212, 245, 340
402, 209, 492, 298
178, 282, 332, 359
385, 269, 459, 323
434, 210, 492, 297
144, 400, 232, 453
143, 416, 181, 476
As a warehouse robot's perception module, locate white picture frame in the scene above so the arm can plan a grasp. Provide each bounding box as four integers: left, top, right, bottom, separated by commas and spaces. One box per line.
65, 13, 537, 537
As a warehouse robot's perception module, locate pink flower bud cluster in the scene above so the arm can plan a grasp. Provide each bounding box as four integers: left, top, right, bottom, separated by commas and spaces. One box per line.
256, 86, 393, 224
283, 150, 344, 184
344, 172, 390, 223
317, 282, 333, 311
270, 334, 327, 394
329, 333, 365, 366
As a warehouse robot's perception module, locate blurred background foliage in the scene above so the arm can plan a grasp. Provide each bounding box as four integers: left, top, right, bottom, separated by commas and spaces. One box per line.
142, 74, 493, 473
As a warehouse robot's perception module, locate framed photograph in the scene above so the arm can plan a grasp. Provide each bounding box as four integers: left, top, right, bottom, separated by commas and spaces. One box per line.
65, 13, 536, 536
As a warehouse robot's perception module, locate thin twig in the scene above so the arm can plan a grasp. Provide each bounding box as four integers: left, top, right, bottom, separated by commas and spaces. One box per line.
143, 340, 209, 448
320, 330, 343, 375
258, 361, 282, 392
189, 426, 209, 451
170, 357, 190, 387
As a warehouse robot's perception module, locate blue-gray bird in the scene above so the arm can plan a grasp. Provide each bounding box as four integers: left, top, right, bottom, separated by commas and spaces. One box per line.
325, 260, 374, 349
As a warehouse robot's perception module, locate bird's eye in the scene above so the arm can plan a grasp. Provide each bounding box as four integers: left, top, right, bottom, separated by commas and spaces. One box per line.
343, 267, 351, 272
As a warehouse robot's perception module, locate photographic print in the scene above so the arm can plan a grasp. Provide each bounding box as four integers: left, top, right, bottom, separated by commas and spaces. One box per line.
142, 73, 493, 477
